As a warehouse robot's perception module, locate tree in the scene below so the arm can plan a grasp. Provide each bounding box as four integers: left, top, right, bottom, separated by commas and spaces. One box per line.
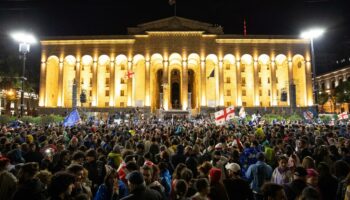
335, 80, 350, 103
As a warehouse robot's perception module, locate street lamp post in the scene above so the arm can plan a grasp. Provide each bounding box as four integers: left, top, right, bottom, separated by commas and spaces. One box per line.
301, 28, 325, 108
10, 32, 36, 117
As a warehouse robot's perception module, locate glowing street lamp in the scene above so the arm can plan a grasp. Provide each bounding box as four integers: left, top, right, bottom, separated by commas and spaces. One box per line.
300, 28, 325, 107
10, 31, 36, 117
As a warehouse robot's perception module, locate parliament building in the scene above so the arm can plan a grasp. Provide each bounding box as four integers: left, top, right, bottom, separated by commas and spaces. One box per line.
39, 17, 313, 114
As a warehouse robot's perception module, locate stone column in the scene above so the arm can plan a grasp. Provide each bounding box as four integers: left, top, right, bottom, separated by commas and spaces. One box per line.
110, 60, 115, 107
182, 59, 188, 110
236, 60, 242, 106
254, 60, 259, 106
162, 60, 169, 110
58, 61, 64, 107
200, 60, 206, 106
218, 60, 224, 106
288, 60, 293, 106
127, 60, 133, 106
305, 61, 313, 106
39, 60, 46, 107
145, 60, 150, 106
270, 60, 277, 106
92, 60, 98, 107
75, 61, 81, 107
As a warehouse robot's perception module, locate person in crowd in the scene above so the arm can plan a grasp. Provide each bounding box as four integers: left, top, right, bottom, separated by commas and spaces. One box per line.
120, 171, 163, 200
173, 179, 188, 200
13, 162, 46, 200
208, 167, 228, 200
306, 168, 319, 189
317, 162, 337, 200
271, 155, 293, 185
66, 164, 93, 199
48, 171, 76, 200
261, 182, 287, 200
141, 164, 165, 198
94, 167, 125, 200
298, 186, 320, 200
0, 156, 17, 200
245, 152, 273, 198
191, 178, 210, 200
284, 167, 308, 200
223, 162, 253, 200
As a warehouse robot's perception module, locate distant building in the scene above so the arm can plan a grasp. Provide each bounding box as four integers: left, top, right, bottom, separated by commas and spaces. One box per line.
39, 17, 314, 115
316, 65, 350, 113
0, 89, 38, 116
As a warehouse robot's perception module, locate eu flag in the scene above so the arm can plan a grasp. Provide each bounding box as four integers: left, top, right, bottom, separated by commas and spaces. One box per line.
63, 109, 80, 127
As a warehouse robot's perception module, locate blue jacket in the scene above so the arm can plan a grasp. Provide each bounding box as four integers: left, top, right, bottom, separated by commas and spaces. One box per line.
160, 169, 171, 198
245, 161, 272, 193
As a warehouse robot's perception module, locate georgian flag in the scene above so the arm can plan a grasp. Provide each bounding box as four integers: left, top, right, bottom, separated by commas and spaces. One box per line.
338, 112, 349, 120
215, 106, 235, 125
125, 70, 134, 79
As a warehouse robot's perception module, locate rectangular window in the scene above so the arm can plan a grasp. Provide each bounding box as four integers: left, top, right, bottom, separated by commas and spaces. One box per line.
268, 77, 270, 84
276, 78, 279, 84
106, 66, 110, 73
226, 102, 231, 106
120, 90, 125, 96
121, 64, 125, 70
260, 101, 263, 106
226, 77, 231, 83
226, 90, 231, 96
259, 90, 262, 96
241, 77, 246, 86
120, 102, 125, 107
268, 90, 271, 96
241, 65, 245, 72
225, 64, 230, 70
121, 78, 125, 84
105, 78, 110, 86
242, 90, 246, 96
105, 102, 109, 107
277, 90, 279, 97
89, 90, 92, 97
105, 90, 109, 96
89, 78, 92, 85
259, 77, 262, 85
242, 102, 247, 107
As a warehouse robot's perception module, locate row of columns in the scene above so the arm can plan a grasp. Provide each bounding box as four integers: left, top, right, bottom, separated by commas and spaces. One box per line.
39, 56, 311, 108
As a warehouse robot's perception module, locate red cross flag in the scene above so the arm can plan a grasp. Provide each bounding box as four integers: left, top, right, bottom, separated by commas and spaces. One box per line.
125, 70, 134, 79
338, 112, 349, 120
215, 106, 235, 125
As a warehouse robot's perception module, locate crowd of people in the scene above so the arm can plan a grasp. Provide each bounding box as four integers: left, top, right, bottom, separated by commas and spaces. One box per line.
0, 113, 350, 200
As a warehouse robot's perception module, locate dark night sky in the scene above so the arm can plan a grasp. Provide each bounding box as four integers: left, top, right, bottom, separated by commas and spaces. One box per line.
0, 0, 349, 91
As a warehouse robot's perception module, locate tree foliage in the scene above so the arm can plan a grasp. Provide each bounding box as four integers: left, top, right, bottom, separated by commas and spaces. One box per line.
335, 80, 350, 103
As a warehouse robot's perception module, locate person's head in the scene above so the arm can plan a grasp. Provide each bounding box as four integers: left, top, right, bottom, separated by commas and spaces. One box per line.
198, 161, 212, 177
257, 152, 265, 162
141, 164, 153, 185
293, 166, 307, 181
173, 163, 187, 179
18, 162, 39, 183
49, 172, 76, 198
126, 171, 145, 191
302, 156, 315, 169
195, 178, 210, 195
278, 155, 288, 170
334, 160, 350, 178
175, 179, 188, 199
85, 149, 97, 163
72, 151, 85, 165
66, 164, 84, 182
299, 186, 320, 200
209, 167, 221, 183
35, 170, 52, 186
104, 167, 118, 188
225, 162, 241, 178
261, 183, 287, 200
180, 168, 193, 183
306, 168, 319, 187
0, 156, 10, 171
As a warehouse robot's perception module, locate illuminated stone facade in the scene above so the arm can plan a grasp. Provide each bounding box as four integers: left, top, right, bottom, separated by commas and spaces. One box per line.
39, 17, 313, 114
316, 66, 350, 113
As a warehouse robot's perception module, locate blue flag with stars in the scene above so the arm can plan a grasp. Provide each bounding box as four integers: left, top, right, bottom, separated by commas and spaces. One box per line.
63, 109, 80, 127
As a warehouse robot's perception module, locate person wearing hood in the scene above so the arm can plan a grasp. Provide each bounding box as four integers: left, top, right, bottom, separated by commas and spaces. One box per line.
208, 167, 228, 200
108, 145, 123, 169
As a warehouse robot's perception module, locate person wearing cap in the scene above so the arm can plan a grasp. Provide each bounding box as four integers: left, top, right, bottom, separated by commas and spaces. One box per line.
283, 166, 308, 200
223, 162, 253, 200
208, 167, 228, 200
120, 171, 162, 200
